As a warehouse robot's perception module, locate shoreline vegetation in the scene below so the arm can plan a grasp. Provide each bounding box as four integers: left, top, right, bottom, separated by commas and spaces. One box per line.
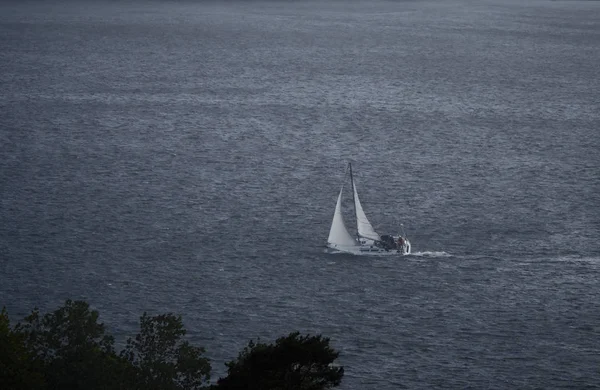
1, 300, 344, 390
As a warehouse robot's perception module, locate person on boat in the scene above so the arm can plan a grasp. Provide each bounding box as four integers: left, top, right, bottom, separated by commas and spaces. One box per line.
397, 236, 404, 248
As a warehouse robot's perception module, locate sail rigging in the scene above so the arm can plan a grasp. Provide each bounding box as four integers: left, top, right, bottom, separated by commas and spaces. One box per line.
326, 162, 411, 255
352, 181, 381, 241
327, 186, 358, 248
348, 162, 380, 241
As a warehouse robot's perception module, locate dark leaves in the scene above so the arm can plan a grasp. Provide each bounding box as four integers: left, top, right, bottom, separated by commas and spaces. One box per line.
121, 312, 211, 390
217, 331, 344, 390
2, 301, 343, 390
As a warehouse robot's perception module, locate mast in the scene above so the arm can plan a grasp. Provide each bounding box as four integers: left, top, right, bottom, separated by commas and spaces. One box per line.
348, 162, 359, 241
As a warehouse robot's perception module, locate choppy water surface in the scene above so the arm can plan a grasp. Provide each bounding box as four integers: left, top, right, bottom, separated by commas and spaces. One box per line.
1, 0, 599, 388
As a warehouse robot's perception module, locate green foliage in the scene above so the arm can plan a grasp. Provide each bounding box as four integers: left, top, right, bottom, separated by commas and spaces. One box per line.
121, 313, 211, 390
216, 331, 344, 390
0, 307, 45, 389
15, 300, 114, 359
13, 300, 132, 390
1, 301, 344, 390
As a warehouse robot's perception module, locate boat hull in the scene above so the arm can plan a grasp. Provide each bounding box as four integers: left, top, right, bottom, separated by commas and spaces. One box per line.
327, 238, 411, 256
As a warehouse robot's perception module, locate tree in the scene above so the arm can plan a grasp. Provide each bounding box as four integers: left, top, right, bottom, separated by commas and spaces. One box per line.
2, 300, 344, 390
215, 331, 344, 390
121, 312, 211, 390
0, 307, 45, 389
12, 300, 132, 390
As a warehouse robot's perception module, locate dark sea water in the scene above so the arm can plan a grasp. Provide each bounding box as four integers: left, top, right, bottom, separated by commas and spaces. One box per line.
1, 0, 599, 388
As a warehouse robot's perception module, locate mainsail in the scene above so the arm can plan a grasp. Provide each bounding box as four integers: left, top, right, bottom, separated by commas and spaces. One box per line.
352, 180, 381, 241
327, 186, 357, 248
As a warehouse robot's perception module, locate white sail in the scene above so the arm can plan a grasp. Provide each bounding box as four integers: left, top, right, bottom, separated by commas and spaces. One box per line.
352, 181, 381, 241
327, 186, 357, 249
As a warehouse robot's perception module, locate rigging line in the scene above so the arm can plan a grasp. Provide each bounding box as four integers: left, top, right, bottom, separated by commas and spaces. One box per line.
350, 116, 370, 142
348, 162, 360, 241
333, 162, 350, 192
343, 162, 350, 189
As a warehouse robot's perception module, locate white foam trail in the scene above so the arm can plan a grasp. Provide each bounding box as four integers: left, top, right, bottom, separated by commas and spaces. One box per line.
554, 255, 600, 263
411, 251, 452, 258
325, 247, 453, 258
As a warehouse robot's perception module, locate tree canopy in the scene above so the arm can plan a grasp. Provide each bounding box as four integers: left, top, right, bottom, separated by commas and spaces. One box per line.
216, 332, 344, 390
0, 300, 344, 390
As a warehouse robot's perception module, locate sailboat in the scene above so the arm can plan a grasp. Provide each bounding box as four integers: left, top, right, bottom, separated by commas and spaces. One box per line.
327, 163, 412, 255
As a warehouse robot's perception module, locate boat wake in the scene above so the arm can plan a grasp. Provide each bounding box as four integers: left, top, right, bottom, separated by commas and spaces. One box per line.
325, 247, 452, 258
410, 251, 452, 258
529, 254, 600, 264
